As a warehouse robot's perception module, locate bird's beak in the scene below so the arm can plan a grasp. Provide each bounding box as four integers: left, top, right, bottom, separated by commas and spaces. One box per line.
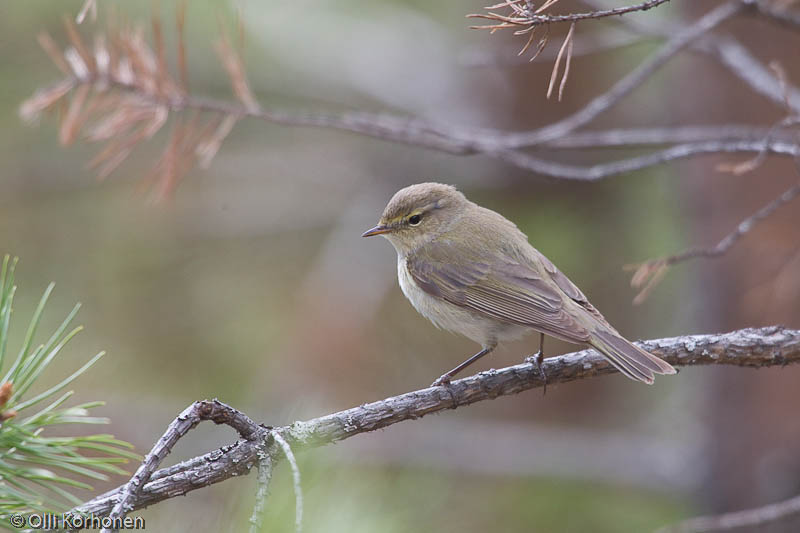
361, 224, 392, 237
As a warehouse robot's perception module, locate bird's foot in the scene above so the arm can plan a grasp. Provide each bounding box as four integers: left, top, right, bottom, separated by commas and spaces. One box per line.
524, 350, 547, 395
431, 374, 452, 388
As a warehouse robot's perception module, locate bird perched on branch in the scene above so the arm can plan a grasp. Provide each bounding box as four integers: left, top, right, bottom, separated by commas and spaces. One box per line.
362, 182, 675, 387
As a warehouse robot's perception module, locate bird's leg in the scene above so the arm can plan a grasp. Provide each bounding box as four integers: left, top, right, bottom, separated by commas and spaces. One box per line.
524, 332, 548, 395
432, 345, 495, 387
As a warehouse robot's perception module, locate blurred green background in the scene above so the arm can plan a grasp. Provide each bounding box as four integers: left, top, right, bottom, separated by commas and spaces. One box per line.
2, 1, 800, 531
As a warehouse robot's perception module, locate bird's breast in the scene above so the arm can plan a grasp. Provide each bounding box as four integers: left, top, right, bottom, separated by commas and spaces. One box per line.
397, 256, 437, 319
397, 256, 526, 346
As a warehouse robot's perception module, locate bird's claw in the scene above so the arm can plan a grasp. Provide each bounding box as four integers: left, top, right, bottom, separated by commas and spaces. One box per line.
525, 350, 547, 395
431, 374, 452, 387
524, 350, 542, 366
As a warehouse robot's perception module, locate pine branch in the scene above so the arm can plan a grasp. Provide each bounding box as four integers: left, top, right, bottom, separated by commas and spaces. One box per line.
71, 326, 800, 525
25, 0, 800, 192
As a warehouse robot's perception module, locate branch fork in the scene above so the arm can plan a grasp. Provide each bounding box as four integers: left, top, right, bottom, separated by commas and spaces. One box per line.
72, 326, 800, 532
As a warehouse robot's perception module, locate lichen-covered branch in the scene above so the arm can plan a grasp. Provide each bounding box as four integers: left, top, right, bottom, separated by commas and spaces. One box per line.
71, 326, 800, 524
101, 400, 267, 532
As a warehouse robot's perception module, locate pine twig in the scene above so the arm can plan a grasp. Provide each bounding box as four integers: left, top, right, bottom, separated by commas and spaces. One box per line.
103, 400, 267, 532
71, 327, 800, 524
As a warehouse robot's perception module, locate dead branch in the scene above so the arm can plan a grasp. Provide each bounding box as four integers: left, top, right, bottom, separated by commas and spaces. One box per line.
67, 326, 800, 527
754, 0, 800, 29
493, 139, 800, 180
21, 0, 775, 191
628, 180, 800, 304
467, 1, 736, 101
544, 125, 782, 149
101, 401, 267, 532
468, 0, 672, 30
468, 0, 745, 148
247, 451, 274, 533
596, 0, 800, 114
658, 491, 800, 532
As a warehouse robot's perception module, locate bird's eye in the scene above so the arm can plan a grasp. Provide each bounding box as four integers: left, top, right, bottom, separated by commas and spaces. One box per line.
408, 214, 422, 226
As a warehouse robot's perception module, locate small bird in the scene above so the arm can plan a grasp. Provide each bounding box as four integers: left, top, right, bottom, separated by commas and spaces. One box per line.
362, 183, 675, 387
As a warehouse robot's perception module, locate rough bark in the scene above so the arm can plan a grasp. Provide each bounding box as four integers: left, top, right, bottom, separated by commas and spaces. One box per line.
73, 326, 800, 520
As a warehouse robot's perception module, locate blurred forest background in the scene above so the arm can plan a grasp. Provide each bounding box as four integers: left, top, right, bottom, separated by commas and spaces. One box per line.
2, 0, 800, 531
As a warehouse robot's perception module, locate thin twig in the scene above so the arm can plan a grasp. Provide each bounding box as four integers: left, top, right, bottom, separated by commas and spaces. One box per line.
716, 116, 800, 175
716, 62, 800, 174
543, 125, 782, 149
70, 327, 800, 523
628, 180, 800, 304
478, 0, 744, 148
21, 1, 747, 178
595, 0, 800, 114
492, 140, 800, 181
753, 0, 800, 29
21, 0, 800, 192
272, 431, 303, 533
469, 0, 672, 28
247, 448, 274, 533
28, 71, 800, 182
658, 492, 800, 533
75, 0, 97, 25
658, 182, 800, 261
102, 400, 267, 531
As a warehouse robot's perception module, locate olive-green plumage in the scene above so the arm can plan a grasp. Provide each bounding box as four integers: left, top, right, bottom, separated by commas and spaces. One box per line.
362, 182, 675, 385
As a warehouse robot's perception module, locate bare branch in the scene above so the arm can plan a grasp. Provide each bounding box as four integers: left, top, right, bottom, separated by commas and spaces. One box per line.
272, 432, 303, 533
463, 0, 745, 149
628, 180, 800, 304
754, 0, 800, 28
587, 0, 800, 114
686, 33, 800, 114
29, 53, 800, 183
543, 125, 781, 149
26, 71, 800, 182
659, 492, 800, 533
103, 400, 267, 531
247, 451, 274, 533
20, 1, 753, 187
493, 140, 800, 180
716, 116, 800, 175
70, 327, 800, 523
469, 0, 672, 29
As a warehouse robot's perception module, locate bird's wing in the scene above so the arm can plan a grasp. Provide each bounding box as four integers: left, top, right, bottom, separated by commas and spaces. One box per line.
407, 241, 592, 343
532, 248, 611, 326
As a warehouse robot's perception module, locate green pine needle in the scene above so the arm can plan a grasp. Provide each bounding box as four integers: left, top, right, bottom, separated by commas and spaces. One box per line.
0, 255, 137, 527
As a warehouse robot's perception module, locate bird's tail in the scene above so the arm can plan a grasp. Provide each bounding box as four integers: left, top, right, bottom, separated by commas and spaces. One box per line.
589, 327, 676, 384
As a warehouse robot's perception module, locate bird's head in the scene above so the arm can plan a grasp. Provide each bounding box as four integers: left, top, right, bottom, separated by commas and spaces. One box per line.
362, 182, 467, 255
